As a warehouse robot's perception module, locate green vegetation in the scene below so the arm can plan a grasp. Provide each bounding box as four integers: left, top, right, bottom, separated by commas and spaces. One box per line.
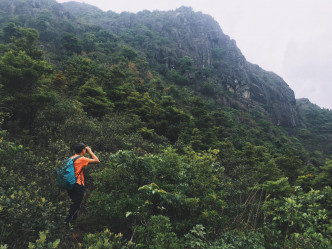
0, 1, 332, 248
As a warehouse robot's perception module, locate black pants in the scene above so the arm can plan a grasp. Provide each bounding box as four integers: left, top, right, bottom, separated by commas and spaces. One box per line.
66, 183, 85, 224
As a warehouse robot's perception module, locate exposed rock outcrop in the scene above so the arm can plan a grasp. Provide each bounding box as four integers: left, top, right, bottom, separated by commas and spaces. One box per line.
1, 0, 299, 127
83, 6, 299, 127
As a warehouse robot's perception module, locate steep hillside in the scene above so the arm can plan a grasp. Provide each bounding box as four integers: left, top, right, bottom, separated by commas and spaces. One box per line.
0, 0, 299, 128
62, 3, 299, 127
1, 1, 332, 248
296, 98, 332, 154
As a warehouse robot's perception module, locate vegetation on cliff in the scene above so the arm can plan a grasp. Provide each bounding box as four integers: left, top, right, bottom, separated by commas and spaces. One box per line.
0, 1, 332, 248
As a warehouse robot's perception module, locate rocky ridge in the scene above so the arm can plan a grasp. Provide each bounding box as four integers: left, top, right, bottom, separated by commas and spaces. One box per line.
62, 4, 299, 127
1, 0, 299, 127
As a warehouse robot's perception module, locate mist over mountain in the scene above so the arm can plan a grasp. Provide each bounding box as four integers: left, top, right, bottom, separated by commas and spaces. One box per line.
1, 0, 332, 248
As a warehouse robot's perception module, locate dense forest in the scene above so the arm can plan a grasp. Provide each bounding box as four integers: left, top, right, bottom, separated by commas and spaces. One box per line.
0, 0, 332, 248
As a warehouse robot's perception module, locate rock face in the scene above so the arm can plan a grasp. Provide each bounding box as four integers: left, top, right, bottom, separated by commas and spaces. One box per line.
70, 6, 298, 127
1, 1, 299, 127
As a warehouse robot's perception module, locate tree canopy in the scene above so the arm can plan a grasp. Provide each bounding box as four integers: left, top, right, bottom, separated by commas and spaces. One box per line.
0, 3, 332, 248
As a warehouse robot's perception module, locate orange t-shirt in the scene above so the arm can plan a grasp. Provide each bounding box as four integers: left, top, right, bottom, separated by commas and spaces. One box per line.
73, 156, 90, 186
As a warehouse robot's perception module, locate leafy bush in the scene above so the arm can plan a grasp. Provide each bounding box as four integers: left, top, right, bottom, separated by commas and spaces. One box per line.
184, 225, 264, 249
82, 229, 136, 249
0, 140, 68, 248
136, 215, 181, 248
28, 231, 60, 249
262, 187, 332, 248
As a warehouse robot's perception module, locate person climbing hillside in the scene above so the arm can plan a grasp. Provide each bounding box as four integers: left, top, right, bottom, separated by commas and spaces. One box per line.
66, 143, 100, 225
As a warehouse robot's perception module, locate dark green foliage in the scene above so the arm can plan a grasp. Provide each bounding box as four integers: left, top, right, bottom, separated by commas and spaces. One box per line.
184, 225, 265, 249
61, 32, 82, 54
296, 98, 332, 156
0, 140, 68, 248
0, 25, 54, 129
84, 148, 233, 244
179, 56, 194, 74
262, 187, 332, 248
3, 23, 44, 59
167, 69, 190, 85
314, 157, 332, 187
78, 78, 114, 117
136, 215, 181, 248
122, 47, 138, 60
0, 3, 332, 248
0, 50, 51, 92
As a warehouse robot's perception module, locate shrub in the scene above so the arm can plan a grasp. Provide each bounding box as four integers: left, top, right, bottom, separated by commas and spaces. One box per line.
82, 229, 136, 249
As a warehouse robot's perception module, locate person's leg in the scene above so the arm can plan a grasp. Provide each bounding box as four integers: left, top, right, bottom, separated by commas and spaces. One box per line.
66, 183, 85, 224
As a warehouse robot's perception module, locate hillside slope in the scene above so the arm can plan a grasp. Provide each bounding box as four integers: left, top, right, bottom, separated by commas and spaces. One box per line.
1, 1, 332, 248
62, 3, 299, 127
0, 0, 298, 127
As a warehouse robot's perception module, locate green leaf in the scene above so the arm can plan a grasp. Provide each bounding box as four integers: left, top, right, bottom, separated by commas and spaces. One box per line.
52, 239, 60, 248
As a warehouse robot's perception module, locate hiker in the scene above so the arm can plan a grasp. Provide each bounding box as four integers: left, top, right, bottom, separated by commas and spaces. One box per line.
66, 143, 100, 224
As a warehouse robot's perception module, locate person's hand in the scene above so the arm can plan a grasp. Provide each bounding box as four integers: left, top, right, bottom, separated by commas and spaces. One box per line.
86, 146, 92, 153
85, 146, 100, 164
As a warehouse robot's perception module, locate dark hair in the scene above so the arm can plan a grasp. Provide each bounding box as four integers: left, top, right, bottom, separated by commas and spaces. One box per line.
74, 143, 86, 154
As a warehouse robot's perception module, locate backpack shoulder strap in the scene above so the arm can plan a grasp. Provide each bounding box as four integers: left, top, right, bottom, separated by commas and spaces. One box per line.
72, 156, 81, 162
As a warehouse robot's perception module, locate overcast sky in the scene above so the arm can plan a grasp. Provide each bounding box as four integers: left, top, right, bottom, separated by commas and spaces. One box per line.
57, 0, 332, 109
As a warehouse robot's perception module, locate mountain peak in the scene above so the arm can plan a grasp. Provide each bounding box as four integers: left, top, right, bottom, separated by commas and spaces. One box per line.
1, 0, 299, 127
68, 6, 298, 127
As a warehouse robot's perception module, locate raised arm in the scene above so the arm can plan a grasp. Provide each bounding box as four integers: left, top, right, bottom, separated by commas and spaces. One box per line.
86, 146, 100, 164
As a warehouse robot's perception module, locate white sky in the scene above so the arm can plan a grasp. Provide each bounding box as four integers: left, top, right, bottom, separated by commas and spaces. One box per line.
57, 0, 332, 109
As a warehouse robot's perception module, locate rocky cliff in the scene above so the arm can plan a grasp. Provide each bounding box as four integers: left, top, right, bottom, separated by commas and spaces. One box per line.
1, 0, 299, 127
62, 4, 299, 127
